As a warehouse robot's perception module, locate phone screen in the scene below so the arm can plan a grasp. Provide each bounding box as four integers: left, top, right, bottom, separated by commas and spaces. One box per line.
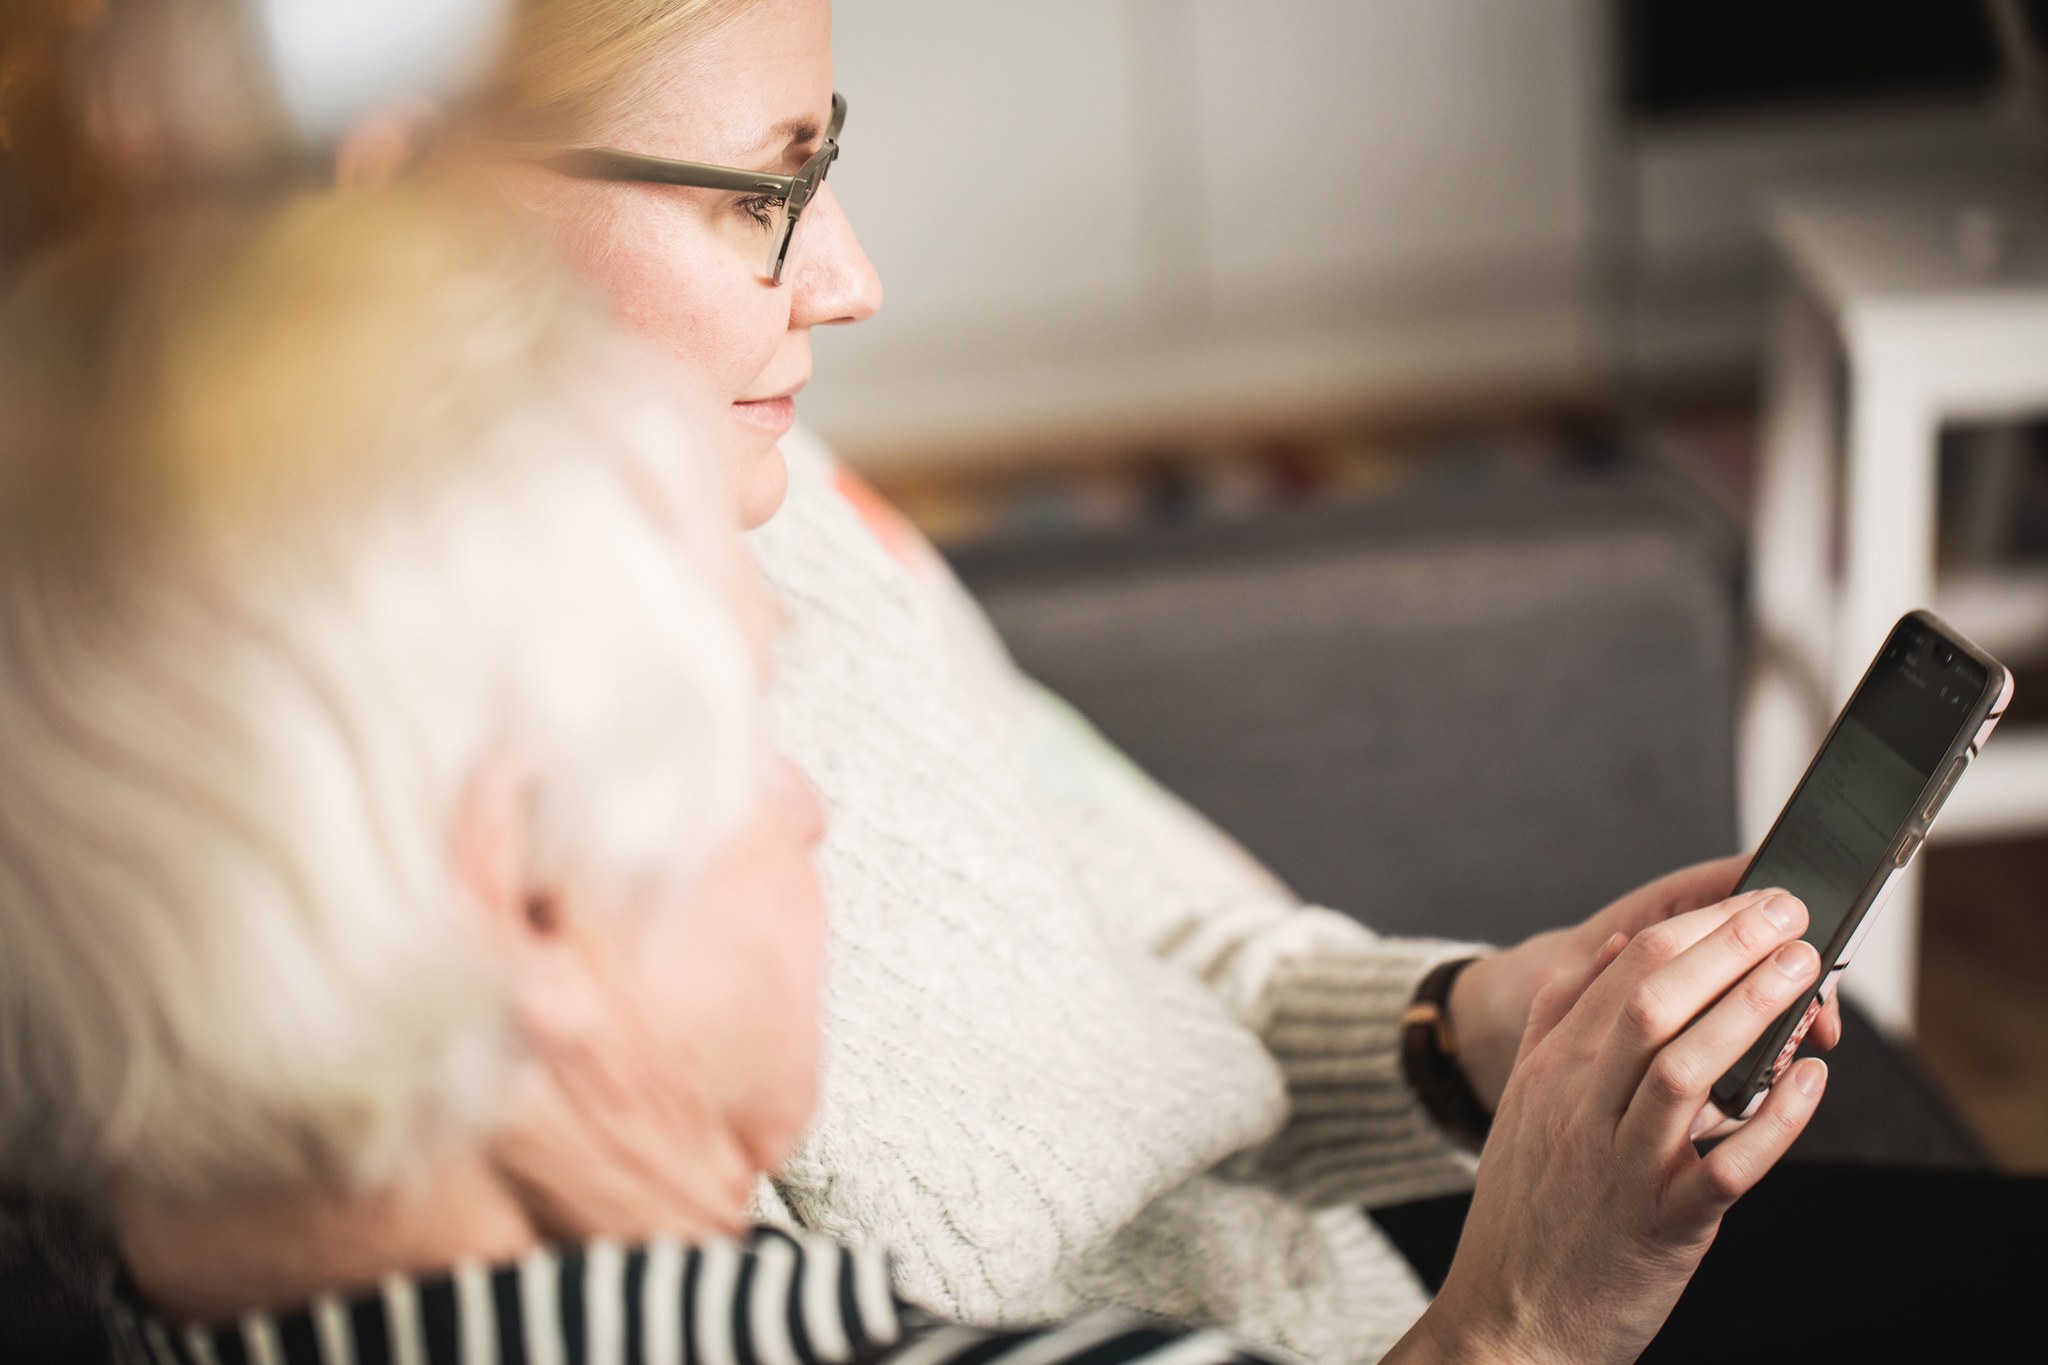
1721, 625, 1990, 1093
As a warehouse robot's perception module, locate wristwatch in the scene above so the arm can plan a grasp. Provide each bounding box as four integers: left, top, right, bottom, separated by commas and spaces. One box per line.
1400, 956, 1493, 1153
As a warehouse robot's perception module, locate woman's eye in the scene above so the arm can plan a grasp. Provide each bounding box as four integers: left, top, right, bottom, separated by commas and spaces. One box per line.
734, 195, 782, 229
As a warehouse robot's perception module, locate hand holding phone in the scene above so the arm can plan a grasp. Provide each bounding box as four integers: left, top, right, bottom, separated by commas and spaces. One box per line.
1411, 895, 1830, 1365
1707, 611, 2012, 1127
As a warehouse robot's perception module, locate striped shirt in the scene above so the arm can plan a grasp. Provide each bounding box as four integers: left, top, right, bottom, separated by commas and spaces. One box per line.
103, 1226, 1286, 1365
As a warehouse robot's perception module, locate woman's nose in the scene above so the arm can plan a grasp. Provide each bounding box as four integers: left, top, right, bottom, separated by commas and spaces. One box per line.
788, 184, 881, 327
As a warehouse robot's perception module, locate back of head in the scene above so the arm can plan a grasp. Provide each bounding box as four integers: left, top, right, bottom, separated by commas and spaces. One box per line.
0, 187, 760, 1207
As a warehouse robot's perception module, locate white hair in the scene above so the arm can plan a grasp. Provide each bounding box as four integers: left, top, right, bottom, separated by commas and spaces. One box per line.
0, 190, 760, 1203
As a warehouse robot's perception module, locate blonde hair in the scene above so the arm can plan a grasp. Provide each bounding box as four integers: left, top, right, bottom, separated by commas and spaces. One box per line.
0, 189, 760, 1203
480, 0, 764, 144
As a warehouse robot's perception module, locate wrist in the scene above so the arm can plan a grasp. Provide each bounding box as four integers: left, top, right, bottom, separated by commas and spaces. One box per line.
1401, 957, 1493, 1150
1398, 1298, 1567, 1365
1444, 950, 1513, 1111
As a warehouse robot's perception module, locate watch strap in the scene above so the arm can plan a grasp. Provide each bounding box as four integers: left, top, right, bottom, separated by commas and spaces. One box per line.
1400, 956, 1493, 1153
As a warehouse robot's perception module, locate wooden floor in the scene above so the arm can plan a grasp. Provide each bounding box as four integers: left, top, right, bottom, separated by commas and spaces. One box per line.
1917, 653, 2048, 1171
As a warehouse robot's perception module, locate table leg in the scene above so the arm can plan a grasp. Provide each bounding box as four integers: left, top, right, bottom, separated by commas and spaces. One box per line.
1834, 371, 1939, 1038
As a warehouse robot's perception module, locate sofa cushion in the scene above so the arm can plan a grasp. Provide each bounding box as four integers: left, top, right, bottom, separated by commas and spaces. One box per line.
955, 468, 1987, 1168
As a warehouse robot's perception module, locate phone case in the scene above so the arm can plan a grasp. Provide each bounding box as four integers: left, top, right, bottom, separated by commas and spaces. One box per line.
1706, 610, 2013, 1130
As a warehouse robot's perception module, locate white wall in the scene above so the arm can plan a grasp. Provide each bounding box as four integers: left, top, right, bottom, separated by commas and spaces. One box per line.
806, 1, 2013, 472
1187, 0, 1594, 305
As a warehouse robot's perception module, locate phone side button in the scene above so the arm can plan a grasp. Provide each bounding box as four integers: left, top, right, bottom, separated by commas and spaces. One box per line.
1892, 830, 1923, 868
1921, 756, 1969, 823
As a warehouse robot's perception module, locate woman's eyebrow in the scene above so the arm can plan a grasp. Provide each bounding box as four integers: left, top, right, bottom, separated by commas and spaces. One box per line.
745, 116, 823, 158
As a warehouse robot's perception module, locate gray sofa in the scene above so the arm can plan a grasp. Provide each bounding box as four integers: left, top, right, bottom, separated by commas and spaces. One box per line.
953, 462, 1986, 1170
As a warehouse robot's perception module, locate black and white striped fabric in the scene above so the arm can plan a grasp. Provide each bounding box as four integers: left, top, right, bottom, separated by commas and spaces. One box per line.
104, 1226, 1283, 1365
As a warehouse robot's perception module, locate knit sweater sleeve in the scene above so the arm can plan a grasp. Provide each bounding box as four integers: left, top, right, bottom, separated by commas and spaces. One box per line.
1011, 679, 1486, 1209
1171, 899, 1486, 1208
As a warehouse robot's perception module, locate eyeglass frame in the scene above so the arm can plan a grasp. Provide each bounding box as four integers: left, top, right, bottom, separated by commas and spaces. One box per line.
543, 92, 846, 286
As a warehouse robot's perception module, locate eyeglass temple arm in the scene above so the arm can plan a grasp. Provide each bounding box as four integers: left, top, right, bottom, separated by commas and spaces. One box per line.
545, 149, 796, 196
547, 93, 840, 194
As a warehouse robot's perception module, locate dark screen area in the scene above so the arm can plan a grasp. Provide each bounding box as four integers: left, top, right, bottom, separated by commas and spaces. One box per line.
1848, 640, 1988, 774
1719, 622, 1989, 1098
1619, 1, 2010, 120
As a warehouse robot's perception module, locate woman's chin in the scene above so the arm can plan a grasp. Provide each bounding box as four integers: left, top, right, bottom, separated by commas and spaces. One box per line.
733, 441, 790, 530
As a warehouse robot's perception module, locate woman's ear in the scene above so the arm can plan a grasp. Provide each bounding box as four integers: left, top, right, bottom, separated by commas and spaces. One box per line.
333, 97, 443, 188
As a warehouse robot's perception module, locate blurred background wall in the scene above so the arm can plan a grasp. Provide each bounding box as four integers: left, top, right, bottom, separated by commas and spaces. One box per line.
806, 0, 2020, 472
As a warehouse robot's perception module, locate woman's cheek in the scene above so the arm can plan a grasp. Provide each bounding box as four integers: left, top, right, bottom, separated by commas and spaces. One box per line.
569, 208, 740, 381
689, 285, 790, 394
547, 200, 792, 430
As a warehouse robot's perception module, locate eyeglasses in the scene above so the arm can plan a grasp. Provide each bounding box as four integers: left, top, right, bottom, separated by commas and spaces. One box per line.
545, 93, 845, 286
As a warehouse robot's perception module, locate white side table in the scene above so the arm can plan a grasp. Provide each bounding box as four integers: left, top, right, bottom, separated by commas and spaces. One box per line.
1747, 181, 2048, 1038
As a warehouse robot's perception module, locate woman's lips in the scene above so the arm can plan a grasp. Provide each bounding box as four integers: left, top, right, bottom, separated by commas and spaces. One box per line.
732, 395, 796, 432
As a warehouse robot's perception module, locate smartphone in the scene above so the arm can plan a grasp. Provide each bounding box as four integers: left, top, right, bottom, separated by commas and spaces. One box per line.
1711, 610, 2013, 1123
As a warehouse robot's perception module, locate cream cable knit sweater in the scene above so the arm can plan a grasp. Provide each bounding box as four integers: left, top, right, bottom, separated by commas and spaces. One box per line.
751, 429, 1486, 1364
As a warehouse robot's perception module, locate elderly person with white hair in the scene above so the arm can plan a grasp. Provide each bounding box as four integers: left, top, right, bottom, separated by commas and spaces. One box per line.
0, 188, 1333, 1365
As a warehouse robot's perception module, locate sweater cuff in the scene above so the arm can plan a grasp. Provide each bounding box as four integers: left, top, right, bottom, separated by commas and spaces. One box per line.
1245, 927, 1491, 1210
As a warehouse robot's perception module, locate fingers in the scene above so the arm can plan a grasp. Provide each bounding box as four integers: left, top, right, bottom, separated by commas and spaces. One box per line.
1593, 855, 1751, 947
1678, 1058, 1828, 1222
1556, 896, 1785, 1113
1578, 891, 1807, 1114
1618, 893, 1805, 1045
1655, 852, 1751, 915
1811, 992, 1845, 1052
1576, 895, 1755, 1020
1618, 935, 1821, 1150
1521, 930, 1629, 1062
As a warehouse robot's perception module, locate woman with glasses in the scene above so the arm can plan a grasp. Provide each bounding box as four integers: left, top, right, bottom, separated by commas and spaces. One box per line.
386, 4, 1843, 1362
